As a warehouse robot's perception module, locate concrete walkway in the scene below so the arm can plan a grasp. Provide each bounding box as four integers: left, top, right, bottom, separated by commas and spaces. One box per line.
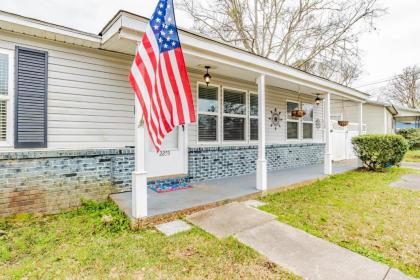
390, 174, 420, 190
187, 202, 415, 280
401, 162, 420, 170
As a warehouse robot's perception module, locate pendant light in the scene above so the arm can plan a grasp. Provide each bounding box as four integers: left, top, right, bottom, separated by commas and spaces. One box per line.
203, 66, 212, 87
315, 94, 322, 106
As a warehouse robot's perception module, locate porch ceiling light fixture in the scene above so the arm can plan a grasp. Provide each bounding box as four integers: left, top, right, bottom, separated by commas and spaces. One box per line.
203, 66, 212, 87
315, 94, 322, 106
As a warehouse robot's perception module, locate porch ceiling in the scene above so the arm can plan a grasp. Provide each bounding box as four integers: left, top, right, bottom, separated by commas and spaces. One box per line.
102, 11, 367, 102
105, 30, 321, 96
184, 53, 320, 95
105, 30, 350, 99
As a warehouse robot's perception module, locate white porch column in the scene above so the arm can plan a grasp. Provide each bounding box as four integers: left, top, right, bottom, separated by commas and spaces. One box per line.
324, 93, 332, 175
358, 102, 364, 168
256, 74, 267, 191
132, 98, 148, 218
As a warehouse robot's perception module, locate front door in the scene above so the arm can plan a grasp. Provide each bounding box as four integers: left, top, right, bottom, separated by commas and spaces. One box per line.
145, 127, 187, 178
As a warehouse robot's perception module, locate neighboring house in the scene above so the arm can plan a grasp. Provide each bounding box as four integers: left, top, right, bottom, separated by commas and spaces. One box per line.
0, 10, 369, 217
394, 106, 420, 130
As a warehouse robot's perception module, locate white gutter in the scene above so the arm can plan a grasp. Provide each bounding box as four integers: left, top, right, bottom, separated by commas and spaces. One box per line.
0, 10, 101, 46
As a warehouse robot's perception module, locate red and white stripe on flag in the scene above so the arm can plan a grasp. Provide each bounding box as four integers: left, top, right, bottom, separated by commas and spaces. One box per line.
129, 0, 195, 152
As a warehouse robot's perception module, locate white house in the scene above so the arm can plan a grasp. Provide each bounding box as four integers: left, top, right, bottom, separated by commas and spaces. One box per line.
0, 10, 369, 218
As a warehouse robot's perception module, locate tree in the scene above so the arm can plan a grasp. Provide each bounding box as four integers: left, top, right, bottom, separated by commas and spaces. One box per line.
386, 65, 420, 109
177, 0, 385, 85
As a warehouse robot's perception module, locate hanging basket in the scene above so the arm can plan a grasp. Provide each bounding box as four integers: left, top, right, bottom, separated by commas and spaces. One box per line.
338, 120, 349, 127
291, 109, 306, 118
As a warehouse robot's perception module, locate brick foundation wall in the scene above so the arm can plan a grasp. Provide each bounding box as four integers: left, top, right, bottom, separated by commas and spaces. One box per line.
0, 143, 325, 216
0, 148, 134, 217
188, 143, 325, 182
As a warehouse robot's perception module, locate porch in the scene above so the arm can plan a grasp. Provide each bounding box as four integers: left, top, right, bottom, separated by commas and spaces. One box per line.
111, 160, 357, 220
98, 12, 369, 219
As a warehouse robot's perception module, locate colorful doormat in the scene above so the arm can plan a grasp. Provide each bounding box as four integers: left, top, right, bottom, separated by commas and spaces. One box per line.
149, 182, 193, 193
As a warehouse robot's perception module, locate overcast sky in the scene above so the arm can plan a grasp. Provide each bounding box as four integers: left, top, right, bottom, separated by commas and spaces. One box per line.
1, 0, 419, 91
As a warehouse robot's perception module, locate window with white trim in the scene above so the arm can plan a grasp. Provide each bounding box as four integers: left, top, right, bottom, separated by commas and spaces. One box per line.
249, 93, 258, 141
198, 84, 219, 142
302, 103, 314, 139
286, 101, 299, 140
0, 50, 12, 146
223, 88, 246, 141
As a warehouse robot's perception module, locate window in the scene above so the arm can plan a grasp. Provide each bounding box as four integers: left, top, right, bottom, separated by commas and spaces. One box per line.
223, 88, 246, 141
249, 93, 258, 140
286, 101, 299, 140
0, 50, 12, 146
302, 103, 314, 139
198, 84, 219, 142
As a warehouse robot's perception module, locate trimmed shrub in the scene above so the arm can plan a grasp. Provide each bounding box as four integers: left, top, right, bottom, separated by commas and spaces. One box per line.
352, 134, 409, 171
397, 128, 420, 150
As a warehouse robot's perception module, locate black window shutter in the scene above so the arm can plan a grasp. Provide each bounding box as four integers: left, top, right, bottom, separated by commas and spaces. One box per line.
15, 46, 48, 148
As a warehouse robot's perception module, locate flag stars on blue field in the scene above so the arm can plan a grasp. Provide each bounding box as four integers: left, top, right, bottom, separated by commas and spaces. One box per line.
150, 0, 180, 52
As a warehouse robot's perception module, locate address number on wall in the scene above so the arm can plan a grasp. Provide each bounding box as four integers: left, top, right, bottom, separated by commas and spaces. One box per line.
159, 151, 171, 157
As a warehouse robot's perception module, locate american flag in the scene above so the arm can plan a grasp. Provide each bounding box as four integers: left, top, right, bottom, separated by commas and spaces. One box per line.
129, 0, 195, 152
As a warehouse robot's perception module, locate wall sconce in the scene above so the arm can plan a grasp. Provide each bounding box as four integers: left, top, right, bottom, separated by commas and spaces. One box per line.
203, 66, 211, 87
315, 94, 322, 106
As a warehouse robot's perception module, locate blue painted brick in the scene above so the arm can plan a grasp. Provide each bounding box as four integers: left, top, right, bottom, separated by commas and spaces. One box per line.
188, 143, 325, 182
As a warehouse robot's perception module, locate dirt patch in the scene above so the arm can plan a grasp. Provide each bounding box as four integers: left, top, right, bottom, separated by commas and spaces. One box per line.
3, 187, 46, 216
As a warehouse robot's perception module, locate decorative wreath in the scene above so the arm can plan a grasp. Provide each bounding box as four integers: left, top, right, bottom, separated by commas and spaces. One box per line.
269, 108, 283, 130
315, 119, 322, 129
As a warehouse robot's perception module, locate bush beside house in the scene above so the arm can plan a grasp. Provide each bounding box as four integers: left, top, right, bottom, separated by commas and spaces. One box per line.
397, 128, 420, 149
352, 135, 409, 171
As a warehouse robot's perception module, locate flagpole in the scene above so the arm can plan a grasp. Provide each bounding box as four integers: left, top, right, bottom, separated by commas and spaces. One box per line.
132, 97, 148, 219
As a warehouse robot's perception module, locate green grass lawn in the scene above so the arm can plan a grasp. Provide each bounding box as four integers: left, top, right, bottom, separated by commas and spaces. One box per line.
405, 149, 420, 162
260, 168, 420, 278
0, 201, 297, 280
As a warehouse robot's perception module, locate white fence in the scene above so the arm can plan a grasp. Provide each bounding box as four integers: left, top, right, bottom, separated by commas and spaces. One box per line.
331, 121, 366, 161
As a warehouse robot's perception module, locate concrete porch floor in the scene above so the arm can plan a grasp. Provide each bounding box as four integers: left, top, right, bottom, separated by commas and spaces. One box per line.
110, 160, 357, 220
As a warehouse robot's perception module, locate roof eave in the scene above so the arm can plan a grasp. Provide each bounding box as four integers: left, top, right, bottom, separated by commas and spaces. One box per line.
111, 10, 368, 101
0, 10, 102, 48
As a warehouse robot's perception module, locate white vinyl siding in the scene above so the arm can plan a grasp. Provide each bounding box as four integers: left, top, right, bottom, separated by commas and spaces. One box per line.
386, 110, 394, 134
362, 104, 390, 134
0, 30, 325, 151
0, 30, 134, 150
